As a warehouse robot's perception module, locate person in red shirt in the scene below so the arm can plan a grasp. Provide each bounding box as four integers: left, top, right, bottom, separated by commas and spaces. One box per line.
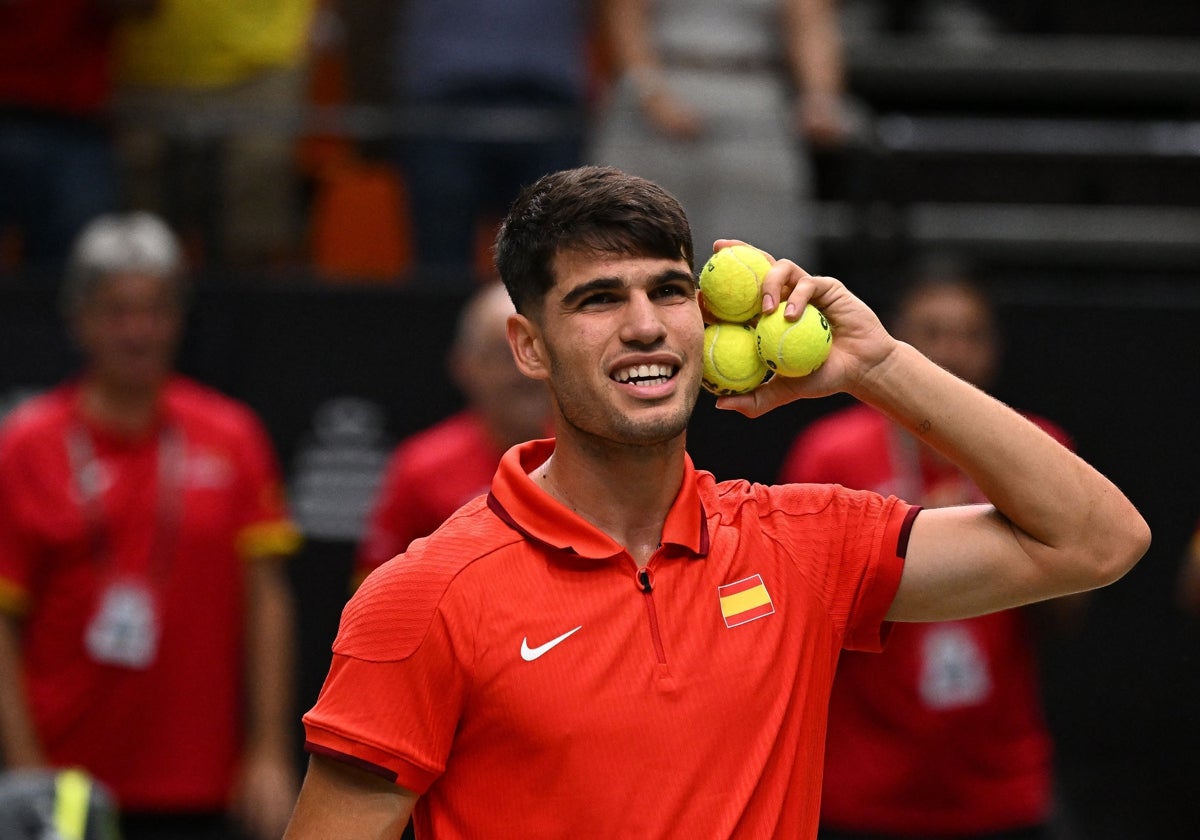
283, 166, 1149, 839
0, 212, 301, 840
354, 281, 551, 585
782, 268, 1084, 840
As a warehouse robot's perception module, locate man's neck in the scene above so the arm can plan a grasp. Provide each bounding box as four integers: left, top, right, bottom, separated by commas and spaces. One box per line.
79, 376, 166, 438
535, 434, 687, 565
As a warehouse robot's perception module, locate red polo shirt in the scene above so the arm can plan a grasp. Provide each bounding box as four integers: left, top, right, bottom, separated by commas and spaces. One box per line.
304, 438, 915, 838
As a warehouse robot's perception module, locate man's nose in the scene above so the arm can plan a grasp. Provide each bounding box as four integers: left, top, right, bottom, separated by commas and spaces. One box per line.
621, 291, 667, 344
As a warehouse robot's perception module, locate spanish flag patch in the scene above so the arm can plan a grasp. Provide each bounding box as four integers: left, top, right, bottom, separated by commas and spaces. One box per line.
718, 574, 775, 628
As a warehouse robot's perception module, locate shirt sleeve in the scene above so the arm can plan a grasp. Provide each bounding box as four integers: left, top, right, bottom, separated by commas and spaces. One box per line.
229, 408, 302, 560
0, 423, 46, 615
301, 553, 474, 792
842, 496, 917, 651
766, 483, 915, 653
0, 444, 32, 615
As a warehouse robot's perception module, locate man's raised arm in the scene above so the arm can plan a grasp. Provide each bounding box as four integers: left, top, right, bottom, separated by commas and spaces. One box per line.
718, 250, 1150, 621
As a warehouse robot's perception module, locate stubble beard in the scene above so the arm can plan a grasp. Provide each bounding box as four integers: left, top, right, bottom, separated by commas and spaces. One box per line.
548, 359, 699, 451
560, 397, 694, 451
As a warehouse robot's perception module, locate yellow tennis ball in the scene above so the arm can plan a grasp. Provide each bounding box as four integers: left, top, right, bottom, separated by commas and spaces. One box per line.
755, 304, 833, 378
699, 245, 771, 323
702, 322, 770, 396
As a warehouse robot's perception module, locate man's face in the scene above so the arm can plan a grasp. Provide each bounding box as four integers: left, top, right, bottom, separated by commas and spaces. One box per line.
73, 272, 182, 393
895, 285, 998, 389
515, 248, 704, 449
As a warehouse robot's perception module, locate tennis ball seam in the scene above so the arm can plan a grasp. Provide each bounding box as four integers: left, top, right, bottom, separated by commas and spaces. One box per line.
700, 246, 770, 324
702, 322, 768, 395
754, 305, 832, 378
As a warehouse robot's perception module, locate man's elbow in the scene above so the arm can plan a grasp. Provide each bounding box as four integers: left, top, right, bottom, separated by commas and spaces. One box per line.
1090, 510, 1152, 589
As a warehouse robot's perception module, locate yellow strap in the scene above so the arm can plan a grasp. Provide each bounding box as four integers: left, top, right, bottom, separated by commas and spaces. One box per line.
53, 768, 93, 840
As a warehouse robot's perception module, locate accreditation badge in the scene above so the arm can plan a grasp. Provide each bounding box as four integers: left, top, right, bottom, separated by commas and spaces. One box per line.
84, 577, 161, 670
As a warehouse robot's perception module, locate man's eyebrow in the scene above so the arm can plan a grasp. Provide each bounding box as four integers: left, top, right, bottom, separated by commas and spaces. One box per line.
559, 276, 623, 308
559, 268, 697, 308
657, 268, 699, 288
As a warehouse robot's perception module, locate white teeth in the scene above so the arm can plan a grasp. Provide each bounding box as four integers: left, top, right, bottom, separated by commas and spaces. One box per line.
614, 363, 675, 384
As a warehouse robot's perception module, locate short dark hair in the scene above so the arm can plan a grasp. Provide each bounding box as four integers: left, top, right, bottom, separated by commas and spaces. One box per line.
494, 166, 694, 316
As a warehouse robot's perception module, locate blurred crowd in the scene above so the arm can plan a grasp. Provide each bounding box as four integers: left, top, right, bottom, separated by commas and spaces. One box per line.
9, 0, 1187, 289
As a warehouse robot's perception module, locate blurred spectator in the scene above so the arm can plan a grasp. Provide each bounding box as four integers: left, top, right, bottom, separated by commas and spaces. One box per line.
781, 264, 1084, 840
0, 213, 301, 840
389, 0, 594, 288
355, 282, 551, 585
0, 0, 152, 278
590, 0, 854, 269
112, 0, 318, 268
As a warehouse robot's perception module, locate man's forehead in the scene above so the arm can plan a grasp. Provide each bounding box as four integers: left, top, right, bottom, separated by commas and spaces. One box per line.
551, 248, 693, 288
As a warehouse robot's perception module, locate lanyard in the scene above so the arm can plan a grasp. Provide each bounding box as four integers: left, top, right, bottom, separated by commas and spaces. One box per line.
65, 421, 185, 585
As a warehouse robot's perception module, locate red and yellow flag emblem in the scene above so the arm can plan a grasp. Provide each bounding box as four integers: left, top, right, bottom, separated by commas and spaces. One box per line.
718, 574, 774, 628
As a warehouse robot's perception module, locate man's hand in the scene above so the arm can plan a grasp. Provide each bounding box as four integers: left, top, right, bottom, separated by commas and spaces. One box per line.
705, 240, 897, 417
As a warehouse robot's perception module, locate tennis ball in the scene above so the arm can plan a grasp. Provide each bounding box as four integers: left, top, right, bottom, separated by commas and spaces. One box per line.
699, 245, 771, 323
755, 304, 833, 378
702, 322, 769, 396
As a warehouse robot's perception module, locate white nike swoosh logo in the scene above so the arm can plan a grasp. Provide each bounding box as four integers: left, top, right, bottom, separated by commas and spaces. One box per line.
520, 625, 583, 662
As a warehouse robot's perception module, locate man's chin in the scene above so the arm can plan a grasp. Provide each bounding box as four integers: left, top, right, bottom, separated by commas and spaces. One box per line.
611, 409, 692, 448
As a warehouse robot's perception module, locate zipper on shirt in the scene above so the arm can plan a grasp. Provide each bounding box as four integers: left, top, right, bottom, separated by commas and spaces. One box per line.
636, 566, 668, 665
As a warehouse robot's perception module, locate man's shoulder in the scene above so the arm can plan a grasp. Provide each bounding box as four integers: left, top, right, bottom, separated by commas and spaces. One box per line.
390, 411, 492, 471
705, 474, 843, 520
0, 386, 72, 455
776, 404, 890, 484
336, 496, 524, 661
800, 404, 887, 447
165, 377, 268, 441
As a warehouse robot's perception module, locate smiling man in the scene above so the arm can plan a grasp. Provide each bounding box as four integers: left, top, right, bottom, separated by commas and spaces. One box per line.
285, 166, 1149, 840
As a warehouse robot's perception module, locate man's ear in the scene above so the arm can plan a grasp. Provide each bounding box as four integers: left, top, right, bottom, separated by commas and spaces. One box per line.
506, 313, 549, 380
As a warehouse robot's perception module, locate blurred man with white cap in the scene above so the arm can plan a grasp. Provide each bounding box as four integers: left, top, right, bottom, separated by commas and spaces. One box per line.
0, 212, 302, 840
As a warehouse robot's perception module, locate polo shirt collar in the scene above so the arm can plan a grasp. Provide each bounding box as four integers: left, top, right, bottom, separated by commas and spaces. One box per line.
487, 439, 709, 561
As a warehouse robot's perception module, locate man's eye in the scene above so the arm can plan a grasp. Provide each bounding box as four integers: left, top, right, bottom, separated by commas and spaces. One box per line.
654, 284, 690, 299
581, 292, 617, 306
